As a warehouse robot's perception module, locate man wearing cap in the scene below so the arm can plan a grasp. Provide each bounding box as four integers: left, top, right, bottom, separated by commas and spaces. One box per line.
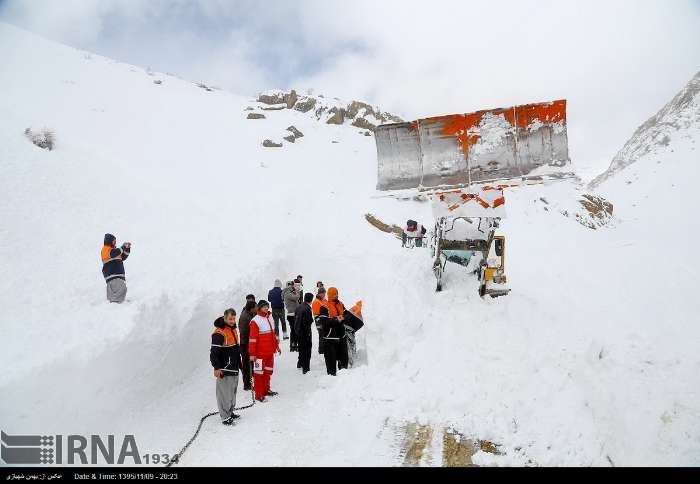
248, 300, 282, 402
100, 233, 132, 303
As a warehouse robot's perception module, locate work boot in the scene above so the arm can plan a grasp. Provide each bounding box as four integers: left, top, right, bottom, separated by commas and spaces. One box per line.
230, 413, 240, 420
243, 384, 251, 391
265, 390, 278, 397
255, 396, 266, 403
222, 417, 234, 426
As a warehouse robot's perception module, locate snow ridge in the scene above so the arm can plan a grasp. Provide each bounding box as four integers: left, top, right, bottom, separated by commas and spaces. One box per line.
589, 71, 700, 188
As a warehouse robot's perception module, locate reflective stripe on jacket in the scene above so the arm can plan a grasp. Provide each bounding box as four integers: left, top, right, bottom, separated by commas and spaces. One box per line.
248, 312, 279, 358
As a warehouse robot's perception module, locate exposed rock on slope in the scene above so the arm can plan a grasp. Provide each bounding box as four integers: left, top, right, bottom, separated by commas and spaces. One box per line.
589, 71, 700, 189
254, 89, 403, 131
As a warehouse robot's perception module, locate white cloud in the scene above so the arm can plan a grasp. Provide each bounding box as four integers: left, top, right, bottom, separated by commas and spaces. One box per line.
1, 0, 699, 175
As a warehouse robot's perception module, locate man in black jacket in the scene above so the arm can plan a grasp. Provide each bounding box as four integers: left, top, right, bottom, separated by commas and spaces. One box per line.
101, 233, 131, 303
294, 293, 314, 374
238, 300, 256, 391
210, 309, 243, 425
317, 304, 346, 376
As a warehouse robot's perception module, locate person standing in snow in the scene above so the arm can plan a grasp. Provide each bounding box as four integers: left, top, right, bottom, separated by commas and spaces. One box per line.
296, 275, 304, 304
101, 233, 131, 303
283, 280, 302, 353
210, 308, 243, 425
402, 219, 427, 248
294, 292, 314, 374
312, 287, 327, 354
238, 299, 256, 391
318, 287, 348, 375
268, 279, 287, 340
248, 300, 282, 402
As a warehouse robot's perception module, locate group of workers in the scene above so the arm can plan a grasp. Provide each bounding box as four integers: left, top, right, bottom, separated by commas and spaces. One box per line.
100, 234, 365, 426
209, 279, 364, 425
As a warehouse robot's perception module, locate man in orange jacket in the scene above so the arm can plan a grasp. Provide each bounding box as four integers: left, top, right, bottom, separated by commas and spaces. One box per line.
312, 287, 327, 354
248, 300, 282, 402
318, 287, 349, 375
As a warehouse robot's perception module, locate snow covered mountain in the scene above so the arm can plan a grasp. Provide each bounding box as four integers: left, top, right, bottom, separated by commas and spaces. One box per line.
1, 22, 698, 467
590, 71, 700, 189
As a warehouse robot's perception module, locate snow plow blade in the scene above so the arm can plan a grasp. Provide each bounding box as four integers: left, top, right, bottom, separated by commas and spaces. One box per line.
375, 100, 572, 191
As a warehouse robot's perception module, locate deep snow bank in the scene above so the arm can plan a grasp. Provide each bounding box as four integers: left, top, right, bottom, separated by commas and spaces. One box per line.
1, 23, 699, 466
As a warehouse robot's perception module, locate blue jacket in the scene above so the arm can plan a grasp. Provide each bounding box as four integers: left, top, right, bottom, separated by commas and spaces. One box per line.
268, 287, 284, 310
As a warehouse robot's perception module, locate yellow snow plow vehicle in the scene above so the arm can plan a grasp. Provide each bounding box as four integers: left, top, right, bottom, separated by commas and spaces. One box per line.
374, 100, 572, 297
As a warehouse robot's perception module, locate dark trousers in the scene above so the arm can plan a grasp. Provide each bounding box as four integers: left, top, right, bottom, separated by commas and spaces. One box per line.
272, 308, 286, 336
323, 339, 339, 375
287, 315, 298, 350
317, 328, 325, 354
298, 336, 312, 372
240, 343, 251, 389
337, 337, 349, 370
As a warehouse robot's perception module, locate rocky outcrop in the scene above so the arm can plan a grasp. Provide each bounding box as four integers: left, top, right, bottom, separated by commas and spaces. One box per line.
285, 90, 298, 109
294, 96, 317, 113
258, 91, 286, 105
262, 139, 282, 148
326, 107, 346, 125
351, 117, 376, 131
286, 126, 304, 138
252, 89, 403, 131
247, 113, 266, 119
576, 194, 614, 229
283, 135, 296, 143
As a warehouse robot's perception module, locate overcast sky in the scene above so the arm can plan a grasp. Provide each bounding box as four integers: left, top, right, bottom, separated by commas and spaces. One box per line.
2, 0, 699, 176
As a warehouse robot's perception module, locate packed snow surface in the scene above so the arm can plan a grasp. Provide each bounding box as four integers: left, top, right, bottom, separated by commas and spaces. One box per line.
1, 23, 698, 466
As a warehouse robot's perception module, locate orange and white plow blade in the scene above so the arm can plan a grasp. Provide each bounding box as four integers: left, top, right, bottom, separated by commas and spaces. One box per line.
375, 99, 572, 191
429, 187, 506, 219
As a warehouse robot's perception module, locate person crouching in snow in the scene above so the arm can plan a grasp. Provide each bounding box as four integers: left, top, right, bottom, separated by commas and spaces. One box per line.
294, 292, 314, 374
402, 220, 427, 248
210, 309, 243, 425
249, 300, 282, 402
319, 287, 348, 375
101, 233, 131, 303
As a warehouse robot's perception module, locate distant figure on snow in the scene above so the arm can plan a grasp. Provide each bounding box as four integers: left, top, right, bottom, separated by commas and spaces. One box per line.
101, 233, 131, 303
268, 279, 287, 340
296, 275, 304, 303
210, 308, 243, 425
283, 280, 302, 352
402, 220, 427, 248
294, 292, 315, 374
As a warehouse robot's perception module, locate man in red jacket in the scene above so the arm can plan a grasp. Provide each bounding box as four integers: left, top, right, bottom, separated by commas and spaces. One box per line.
248, 300, 282, 402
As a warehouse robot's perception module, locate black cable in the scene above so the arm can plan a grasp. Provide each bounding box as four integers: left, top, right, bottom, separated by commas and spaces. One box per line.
166, 386, 255, 467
